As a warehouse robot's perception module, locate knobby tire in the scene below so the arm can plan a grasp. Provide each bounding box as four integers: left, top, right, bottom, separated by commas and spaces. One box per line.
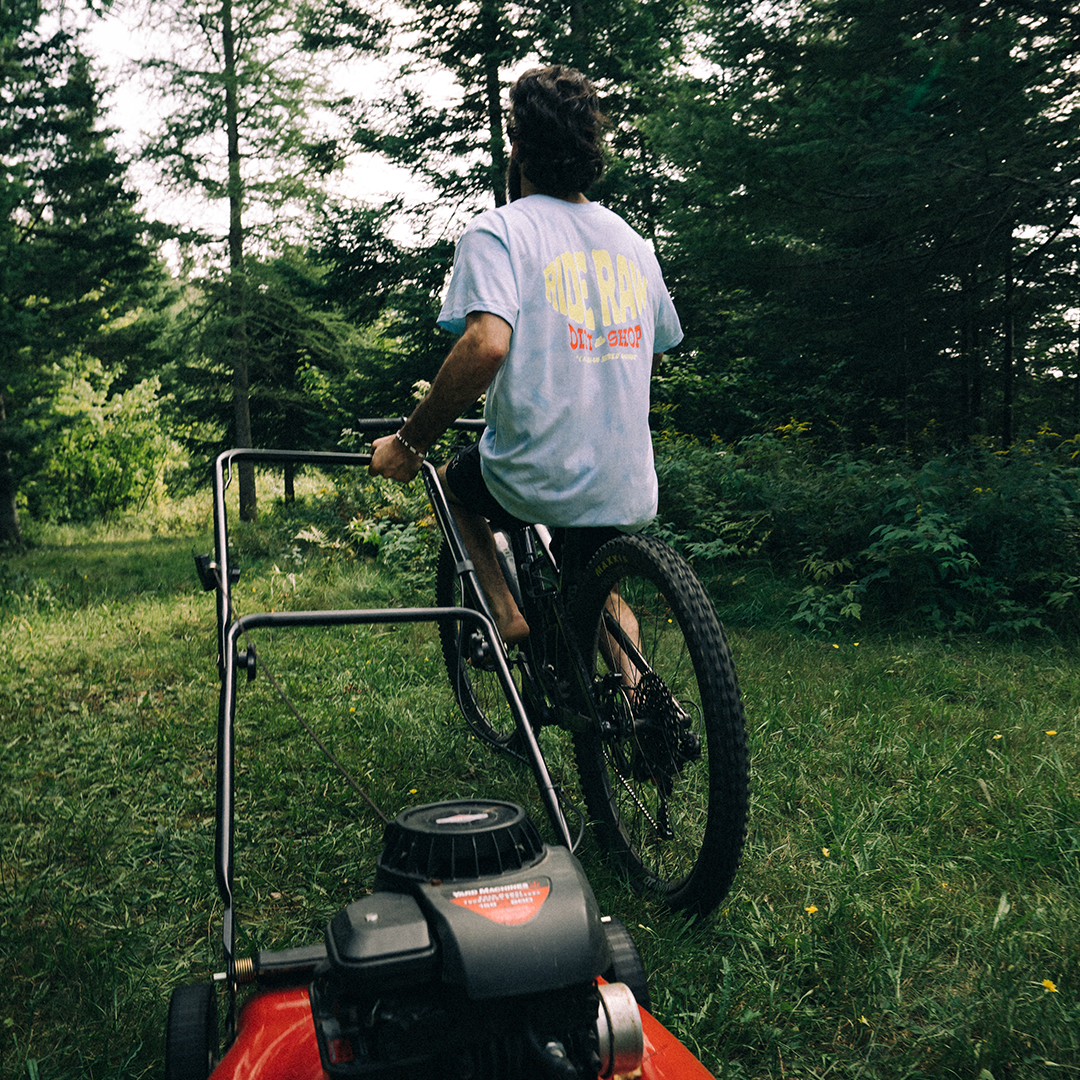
571, 534, 749, 917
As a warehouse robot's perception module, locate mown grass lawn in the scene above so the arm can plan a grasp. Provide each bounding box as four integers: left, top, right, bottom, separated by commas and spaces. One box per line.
1, 490, 1078, 1080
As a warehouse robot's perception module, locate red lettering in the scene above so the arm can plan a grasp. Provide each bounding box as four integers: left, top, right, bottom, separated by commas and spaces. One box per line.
602, 325, 644, 352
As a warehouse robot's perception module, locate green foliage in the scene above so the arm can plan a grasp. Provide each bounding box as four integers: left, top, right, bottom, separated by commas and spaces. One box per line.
221, 455, 441, 595
308, 204, 456, 406
22, 358, 180, 524
652, 425, 1080, 636
654, 0, 1080, 446
169, 256, 366, 477
0, 16, 161, 543
138, 0, 364, 249
325, 458, 441, 590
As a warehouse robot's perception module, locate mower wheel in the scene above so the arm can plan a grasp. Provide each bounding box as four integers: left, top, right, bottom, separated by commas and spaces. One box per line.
601, 917, 651, 1014
165, 981, 217, 1080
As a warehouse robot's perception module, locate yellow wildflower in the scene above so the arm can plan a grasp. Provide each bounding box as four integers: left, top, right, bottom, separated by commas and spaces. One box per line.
1042, 979, 1058, 993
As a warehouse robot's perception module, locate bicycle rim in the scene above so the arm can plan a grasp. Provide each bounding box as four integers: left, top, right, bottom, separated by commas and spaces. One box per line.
435, 539, 521, 747
572, 534, 749, 916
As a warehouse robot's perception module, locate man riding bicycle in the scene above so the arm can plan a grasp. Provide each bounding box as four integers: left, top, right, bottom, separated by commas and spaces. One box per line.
369, 64, 683, 650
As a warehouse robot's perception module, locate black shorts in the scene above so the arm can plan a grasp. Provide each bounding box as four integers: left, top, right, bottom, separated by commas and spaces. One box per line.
443, 441, 529, 532
443, 441, 622, 586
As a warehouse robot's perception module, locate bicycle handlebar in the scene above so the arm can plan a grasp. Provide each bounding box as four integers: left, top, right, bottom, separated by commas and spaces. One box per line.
350, 416, 486, 436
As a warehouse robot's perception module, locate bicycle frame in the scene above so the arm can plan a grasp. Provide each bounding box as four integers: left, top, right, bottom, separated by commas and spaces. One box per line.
491, 522, 658, 738
207, 436, 574, 1026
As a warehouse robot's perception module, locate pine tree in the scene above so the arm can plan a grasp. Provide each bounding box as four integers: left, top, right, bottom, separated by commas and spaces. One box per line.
658, 0, 1080, 446
137, 0, 386, 518
172, 252, 357, 494
0, 13, 158, 545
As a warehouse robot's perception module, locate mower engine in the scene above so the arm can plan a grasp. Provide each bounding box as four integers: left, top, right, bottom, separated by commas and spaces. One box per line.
308, 800, 643, 1079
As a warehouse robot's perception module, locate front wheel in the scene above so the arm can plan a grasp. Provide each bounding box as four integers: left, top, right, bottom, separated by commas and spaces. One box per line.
436, 538, 522, 747
571, 535, 749, 917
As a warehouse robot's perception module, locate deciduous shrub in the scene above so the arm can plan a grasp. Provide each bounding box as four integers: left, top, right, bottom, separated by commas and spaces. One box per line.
25, 363, 180, 523
652, 425, 1080, 636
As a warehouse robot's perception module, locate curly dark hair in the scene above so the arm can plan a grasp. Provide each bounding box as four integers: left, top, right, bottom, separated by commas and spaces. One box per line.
506, 65, 606, 196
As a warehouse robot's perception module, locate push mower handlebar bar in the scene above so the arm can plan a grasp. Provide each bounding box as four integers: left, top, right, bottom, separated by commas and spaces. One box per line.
208, 419, 572, 989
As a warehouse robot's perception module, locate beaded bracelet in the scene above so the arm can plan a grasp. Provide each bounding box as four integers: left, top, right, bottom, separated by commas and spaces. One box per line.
395, 430, 426, 460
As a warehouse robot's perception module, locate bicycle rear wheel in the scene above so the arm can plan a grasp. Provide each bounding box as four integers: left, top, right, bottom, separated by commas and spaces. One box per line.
436, 537, 522, 747
571, 534, 749, 916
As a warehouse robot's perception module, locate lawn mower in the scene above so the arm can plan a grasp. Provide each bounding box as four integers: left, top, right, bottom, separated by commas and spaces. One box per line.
165, 446, 719, 1080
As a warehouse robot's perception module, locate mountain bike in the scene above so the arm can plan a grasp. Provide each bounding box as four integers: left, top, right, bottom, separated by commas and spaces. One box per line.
379, 418, 751, 918
209, 421, 749, 923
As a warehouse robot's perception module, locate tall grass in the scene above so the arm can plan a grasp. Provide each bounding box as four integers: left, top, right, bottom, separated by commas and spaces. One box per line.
1, 478, 1078, 1079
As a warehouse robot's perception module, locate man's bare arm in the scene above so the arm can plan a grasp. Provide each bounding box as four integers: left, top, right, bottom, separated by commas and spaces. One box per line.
369, 311, 512, 482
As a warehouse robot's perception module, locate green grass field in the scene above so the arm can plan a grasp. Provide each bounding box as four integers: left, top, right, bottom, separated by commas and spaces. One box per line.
1, 486, 1078, 1079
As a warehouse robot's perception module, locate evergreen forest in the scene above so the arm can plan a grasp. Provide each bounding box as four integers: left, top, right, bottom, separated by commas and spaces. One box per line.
3, 0, 1080, 635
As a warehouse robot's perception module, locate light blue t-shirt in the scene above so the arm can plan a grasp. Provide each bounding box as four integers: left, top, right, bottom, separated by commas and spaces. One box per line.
438, 196, 683, 530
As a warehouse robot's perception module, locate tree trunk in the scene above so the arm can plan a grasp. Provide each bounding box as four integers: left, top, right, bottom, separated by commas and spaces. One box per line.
481, 0, 507, 208
971, 325, 984, 433
958, 317, 972, 443
1074, 325, 1080, 436
1001, 239, 1015, 448
0, 391, 22, 547
223, 0, 257, 521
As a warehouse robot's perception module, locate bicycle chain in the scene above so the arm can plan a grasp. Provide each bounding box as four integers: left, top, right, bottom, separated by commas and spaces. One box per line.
608, 743, 667, 840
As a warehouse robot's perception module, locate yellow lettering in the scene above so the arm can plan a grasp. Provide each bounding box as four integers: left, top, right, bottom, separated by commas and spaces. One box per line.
592, 248, 620, 326
576, 251, 595, 330
544, 260, 562, 313
554, 258, 568, 314
616, 255, 638, 322
561, 251, 585, 324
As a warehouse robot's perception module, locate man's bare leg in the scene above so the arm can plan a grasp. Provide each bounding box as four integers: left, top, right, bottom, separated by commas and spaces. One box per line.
601, 585, 642, 688
437, 463, 530, 646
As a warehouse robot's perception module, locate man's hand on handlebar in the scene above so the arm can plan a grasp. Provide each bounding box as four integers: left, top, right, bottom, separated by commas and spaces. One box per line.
369, 434, 424, 483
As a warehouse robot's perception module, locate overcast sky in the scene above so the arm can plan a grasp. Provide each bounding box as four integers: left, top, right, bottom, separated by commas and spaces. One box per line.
83, 7, 435, 245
